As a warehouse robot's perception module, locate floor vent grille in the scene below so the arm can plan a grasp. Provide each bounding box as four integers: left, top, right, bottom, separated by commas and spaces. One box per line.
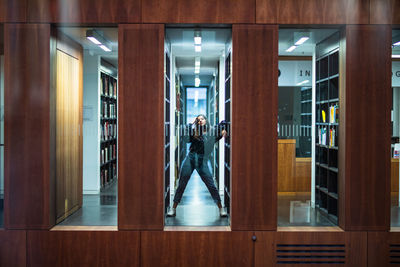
276, 244, 345, 264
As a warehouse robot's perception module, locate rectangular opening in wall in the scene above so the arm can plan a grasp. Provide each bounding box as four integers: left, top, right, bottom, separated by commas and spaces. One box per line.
54, 27, 118, 227
391, 29, 400, 229
278, 28, 341, 227
164, 27, 231, 227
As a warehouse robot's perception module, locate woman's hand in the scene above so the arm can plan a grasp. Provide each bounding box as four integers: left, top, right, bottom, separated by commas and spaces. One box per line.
221, 130, 227, 137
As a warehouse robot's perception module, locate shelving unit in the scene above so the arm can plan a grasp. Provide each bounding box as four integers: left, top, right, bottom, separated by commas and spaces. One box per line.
224, 52, 231, 213
100, 72, 117, 189
164, 51, 171, 212
315, 47, 339, 224
300, 86, 312, 157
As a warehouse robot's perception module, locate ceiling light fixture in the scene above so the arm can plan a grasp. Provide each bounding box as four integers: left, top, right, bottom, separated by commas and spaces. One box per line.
195, 45, 202, 52
295, 37, 309, 45
86, 29, 112, 52
286, 45, 297, 52
195, 77, 200, 87
296, 80, 310, 86
194, 30, 202, 45
392, 55, 400, 58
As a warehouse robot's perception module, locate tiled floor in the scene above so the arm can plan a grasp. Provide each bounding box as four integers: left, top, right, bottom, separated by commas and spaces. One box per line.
58, 180, 117, 226
165, 171, 229, 227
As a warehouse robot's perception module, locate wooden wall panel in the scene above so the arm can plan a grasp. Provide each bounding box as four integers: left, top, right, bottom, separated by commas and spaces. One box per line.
256, 0, 369, 24
0, 230, 26, 267
341, 25, 391, 231
141, 231, 253, 267
370, 0, 400, 24
255, 231, 367, 266
26, 0, 141, 23
27, 230, 140, 267
278, 139, 296, 192
4, 24, 52, 229
232, 25, 278, 230
142, 0, 255, 23
118, 24, 164, 230
2, 0, 26, 22
392, 159, 399, 193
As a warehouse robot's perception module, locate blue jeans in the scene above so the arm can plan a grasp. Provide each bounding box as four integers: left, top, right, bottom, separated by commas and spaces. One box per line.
173, 152, 221, 204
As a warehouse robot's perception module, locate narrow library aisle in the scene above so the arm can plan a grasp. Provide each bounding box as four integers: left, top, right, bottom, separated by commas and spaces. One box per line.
166, 171, 229, 226
58, 180, 117, 226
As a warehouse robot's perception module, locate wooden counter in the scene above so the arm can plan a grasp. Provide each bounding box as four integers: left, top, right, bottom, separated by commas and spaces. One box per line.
278, 139, 311, 193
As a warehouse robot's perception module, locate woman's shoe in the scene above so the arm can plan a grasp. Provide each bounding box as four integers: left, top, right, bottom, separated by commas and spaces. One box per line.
167, 207, 176, 217
219, 207, 227, 217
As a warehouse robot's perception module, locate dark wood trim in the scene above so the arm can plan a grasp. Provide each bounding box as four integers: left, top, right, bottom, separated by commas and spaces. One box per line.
118, 24, 164, 230
231, 24, 278, 230
278, 56, 312, 61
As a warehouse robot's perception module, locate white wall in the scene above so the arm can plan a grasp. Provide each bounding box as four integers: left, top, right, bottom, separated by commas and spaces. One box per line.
218, 55, 225, 195
82, 50, 100, 194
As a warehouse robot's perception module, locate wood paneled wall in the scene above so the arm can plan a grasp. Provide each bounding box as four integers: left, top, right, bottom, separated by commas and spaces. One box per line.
26, 0, 141, 23
0, 230, 26, 267
340, 25, 391, 231
142, 0, 255, 23
118, 24, 164, 230
0, 0, 399, 24
141, 231, 253, 267
4, 24, 52, 229
27, 231, 140, 267
256, 0, 369, 24
232, 25, 278, 230
370, 0, 400, 24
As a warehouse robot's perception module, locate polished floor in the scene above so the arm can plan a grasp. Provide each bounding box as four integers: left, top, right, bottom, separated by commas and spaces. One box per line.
58, 180, 117, 226
165, 171, 229, 227
278, 193, 335, 227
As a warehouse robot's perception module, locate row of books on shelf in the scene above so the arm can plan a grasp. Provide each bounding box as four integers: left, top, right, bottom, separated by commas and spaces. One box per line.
101, 122, 117, 141
321, 104, 339, 123
101, 101, 116, 118
101, 144, 116, 164
101, 163, 116, 187
318, 127, 336, 147
100, 74, 117, 98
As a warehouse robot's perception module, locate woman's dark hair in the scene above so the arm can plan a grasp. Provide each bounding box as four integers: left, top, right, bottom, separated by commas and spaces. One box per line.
193, 114, 211, 137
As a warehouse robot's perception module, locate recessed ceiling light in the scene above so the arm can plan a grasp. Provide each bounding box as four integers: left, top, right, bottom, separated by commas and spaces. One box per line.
295, 37, 309, 46
286, 45, 297, 52
195, 45, 202, 52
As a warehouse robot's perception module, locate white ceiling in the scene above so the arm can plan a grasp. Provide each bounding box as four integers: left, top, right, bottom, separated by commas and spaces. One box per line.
58, 27, 118, 68
279, 28, 338, 56
166, 28, 231, 87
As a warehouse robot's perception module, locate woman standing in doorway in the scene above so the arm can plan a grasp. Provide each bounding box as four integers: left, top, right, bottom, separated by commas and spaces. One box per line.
167, 114, 228, 217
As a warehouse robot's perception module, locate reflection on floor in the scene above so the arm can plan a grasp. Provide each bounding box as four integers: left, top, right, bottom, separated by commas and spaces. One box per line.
392, 194, 400, 227
165, 172, 229, 227
278, 193, 335, 227
58, 180, 117, 226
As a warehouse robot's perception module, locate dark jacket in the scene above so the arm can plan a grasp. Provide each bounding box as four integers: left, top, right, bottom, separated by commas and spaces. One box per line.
186, 123, 226, 156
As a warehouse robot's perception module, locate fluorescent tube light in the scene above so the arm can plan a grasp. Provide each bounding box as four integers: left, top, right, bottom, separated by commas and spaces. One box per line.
392, 55, 400, 58
295, 37, 309, 45
195, 77, 200, 87
100, 45, 111, 52
195, 45, 202, 52
286, 45, 297, 52
194, 37, 202, 45
87, 36, 101, 45
394, 41, 400, 46
296, 80, 310, 86
194, 68, 200, 74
